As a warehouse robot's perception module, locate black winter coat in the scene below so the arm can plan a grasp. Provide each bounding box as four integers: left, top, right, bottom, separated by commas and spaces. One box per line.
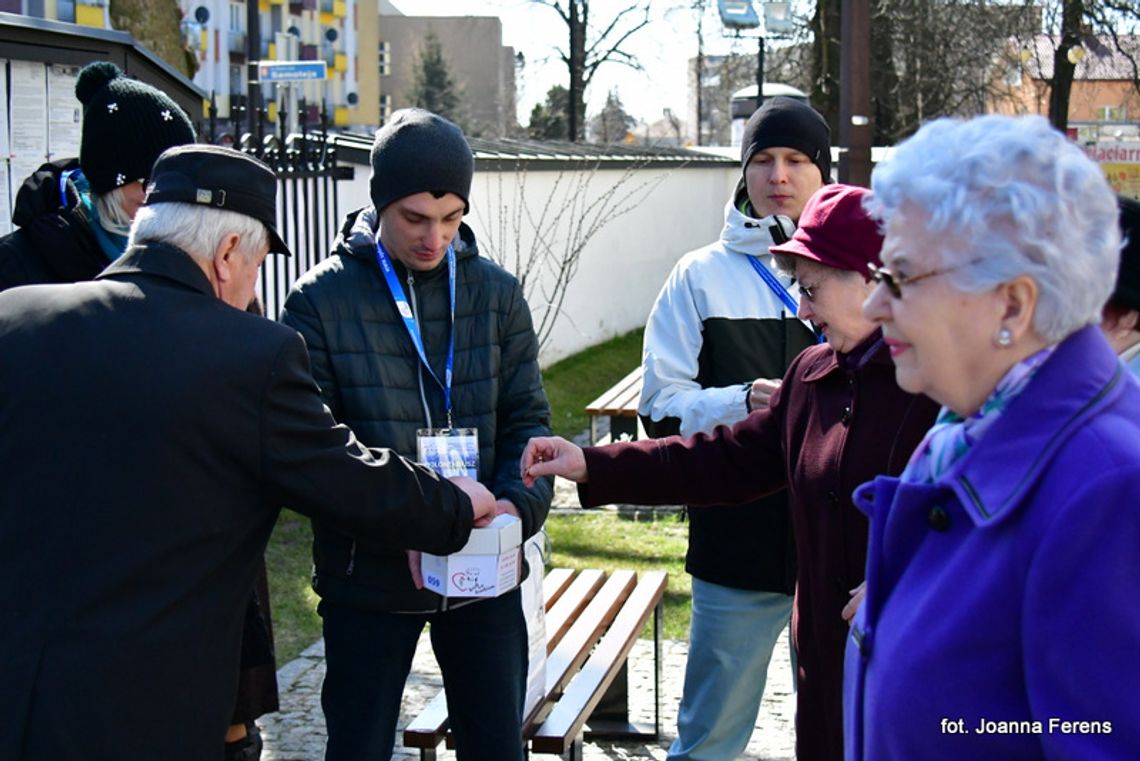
0, 159, 108, 291
281, 208, 554, 613
0, 243, 475, 759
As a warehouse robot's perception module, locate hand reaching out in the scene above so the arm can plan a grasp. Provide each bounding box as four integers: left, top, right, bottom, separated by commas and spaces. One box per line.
842, 581, 866, 626
520, 436, 588, 488
749, 378, 783, 411
449, 475, 496, 527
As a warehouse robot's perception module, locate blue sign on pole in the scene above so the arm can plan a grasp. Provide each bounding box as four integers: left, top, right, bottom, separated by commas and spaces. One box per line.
256, 61, 328, 83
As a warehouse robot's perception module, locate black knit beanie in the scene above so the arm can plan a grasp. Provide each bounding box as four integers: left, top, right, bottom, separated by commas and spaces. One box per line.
740, 96, 831, 185
76, 61, 196, 195
370, 108, 473, 214
1114, 195, 1140, 312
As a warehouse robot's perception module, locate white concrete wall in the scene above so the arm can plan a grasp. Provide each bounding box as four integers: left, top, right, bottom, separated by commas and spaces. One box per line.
335, 160, 739, 366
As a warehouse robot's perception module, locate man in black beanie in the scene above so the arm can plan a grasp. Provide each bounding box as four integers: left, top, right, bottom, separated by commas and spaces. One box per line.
1101, 194, 1140, 376
281, 108, 552, 761
638, 95, 829, 761
0, 61, 196, 291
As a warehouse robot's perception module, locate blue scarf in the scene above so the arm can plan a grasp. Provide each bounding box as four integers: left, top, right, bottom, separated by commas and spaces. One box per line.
901, 346, 1056, 484
68, 169, 130, 262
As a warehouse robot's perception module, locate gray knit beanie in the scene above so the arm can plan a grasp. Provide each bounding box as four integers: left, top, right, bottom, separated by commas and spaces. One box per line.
369, 108, 473, 214
76, 61, 196, 195
741, 96, 831, 184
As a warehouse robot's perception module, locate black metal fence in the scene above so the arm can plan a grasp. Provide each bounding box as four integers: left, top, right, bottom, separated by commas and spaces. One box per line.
204, 95, 353, 319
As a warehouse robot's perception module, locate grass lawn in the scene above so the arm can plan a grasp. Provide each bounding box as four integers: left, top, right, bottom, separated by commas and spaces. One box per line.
541, 327, 644, 439
264, 326, 670, 664
544, 511, 691, 640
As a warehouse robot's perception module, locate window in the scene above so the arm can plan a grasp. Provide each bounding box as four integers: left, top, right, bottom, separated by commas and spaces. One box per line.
1098, 105, 1126, 122
378, 40, 391, 77
229, 2, 244, 33
379, 93, 392, 124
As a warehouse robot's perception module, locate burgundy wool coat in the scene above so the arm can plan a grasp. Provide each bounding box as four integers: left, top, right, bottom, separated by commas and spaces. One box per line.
579, 332, 938, 761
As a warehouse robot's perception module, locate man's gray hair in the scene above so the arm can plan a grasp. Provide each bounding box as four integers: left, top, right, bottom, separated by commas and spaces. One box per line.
128, 202, 268, 263
866, 114, 1120, 344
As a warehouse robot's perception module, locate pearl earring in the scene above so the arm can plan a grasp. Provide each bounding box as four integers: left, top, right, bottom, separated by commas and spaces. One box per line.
996, 327, 1013, 347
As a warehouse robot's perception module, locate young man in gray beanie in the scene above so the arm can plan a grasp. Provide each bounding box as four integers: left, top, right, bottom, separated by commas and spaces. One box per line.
637, 95, 829, 761
281, 108, 552, 761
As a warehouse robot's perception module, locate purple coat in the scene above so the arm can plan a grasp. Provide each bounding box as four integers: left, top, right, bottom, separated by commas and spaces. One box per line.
844, 325, 1140, 761
581, 332, 937, 761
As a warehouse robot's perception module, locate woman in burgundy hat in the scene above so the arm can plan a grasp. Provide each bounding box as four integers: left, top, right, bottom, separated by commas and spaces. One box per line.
520, 184, 938, 761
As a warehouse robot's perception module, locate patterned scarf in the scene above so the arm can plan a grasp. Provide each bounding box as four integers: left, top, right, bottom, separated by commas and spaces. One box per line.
900, 346, 1056, 484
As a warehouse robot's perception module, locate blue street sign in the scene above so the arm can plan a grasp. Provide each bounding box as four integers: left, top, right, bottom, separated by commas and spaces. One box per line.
256, 61, 328, 83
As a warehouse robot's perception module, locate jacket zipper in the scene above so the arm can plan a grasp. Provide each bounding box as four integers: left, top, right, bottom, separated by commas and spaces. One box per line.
407, 270, 447, 612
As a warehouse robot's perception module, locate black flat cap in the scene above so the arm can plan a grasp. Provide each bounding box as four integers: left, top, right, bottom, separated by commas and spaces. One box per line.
144, 144, 291, 257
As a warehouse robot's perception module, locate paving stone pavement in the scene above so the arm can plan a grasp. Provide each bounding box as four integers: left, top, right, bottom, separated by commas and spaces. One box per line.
259, 627, 795, 761
260, 472, 795, 760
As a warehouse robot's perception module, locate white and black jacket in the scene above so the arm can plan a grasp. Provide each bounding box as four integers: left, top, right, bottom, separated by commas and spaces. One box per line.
639, 188, 816, 593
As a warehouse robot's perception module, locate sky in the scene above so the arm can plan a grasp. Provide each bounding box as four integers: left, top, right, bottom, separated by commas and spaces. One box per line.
387, 0, 776, 129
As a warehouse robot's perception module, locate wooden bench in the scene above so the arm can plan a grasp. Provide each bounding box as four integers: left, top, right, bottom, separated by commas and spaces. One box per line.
402, 567, 668, 760
584, 367, 643, 444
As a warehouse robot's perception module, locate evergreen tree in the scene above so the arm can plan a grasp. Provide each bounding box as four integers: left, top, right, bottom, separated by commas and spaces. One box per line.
588, 88, 634, 144
408, 31, 461, 123
527, 85, 570, 140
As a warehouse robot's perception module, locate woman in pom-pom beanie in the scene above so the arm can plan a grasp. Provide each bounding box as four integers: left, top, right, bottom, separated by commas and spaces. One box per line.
0, 60, 195, 291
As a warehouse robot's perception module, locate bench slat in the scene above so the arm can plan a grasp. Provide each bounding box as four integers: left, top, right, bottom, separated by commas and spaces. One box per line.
403, 689, 450, 748
531, 571, 668, 753
541, 570, 635, 701
543, 567, 575, 611
543, 569, 605, 653
585, 367, 643, 416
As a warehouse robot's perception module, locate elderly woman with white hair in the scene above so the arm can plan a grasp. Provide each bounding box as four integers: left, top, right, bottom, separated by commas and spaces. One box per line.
846, 115, 1140, 760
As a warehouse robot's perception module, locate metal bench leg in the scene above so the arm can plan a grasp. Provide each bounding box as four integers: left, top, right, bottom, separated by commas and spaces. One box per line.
654, 597, 663, 737
564, 736, 584, 761
420, 749, 437, 761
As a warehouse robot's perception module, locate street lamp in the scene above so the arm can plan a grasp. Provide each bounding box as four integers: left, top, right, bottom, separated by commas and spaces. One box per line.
717, 0, 796, 113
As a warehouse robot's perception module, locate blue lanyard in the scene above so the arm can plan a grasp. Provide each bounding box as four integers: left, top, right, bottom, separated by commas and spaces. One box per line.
376, 240, 457, 426
748, 254, 800, 315
747, 255, 825, 344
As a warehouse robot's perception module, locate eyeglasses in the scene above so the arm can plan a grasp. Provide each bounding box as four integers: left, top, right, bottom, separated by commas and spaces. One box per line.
797, 280, 821, 302
867, 259, 982, 299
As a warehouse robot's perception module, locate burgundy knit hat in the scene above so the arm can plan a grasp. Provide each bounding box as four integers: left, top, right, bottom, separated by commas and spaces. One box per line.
769, 184, 883, 275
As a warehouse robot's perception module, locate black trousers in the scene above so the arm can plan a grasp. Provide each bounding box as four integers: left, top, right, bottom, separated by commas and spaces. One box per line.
319, 588, 528, 761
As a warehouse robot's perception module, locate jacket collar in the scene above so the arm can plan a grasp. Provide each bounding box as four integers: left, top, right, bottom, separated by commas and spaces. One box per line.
96, 241, 215, 297
719, 195, 796, 259
338, 205, 480, 273
799, 328, 891, 382
945, 325, 1126, 526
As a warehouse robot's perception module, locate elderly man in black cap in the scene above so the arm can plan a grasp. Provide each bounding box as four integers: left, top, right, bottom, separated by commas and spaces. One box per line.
1103, 195, 1140, 376
281, 108, 552, 761
0, 144, 496, 760
636, 96, 830, 761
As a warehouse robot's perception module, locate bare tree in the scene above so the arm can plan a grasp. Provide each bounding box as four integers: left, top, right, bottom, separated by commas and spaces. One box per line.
1013, 0, 1140, 131
474, 154, 672, 349
531, 1, 652, 141
109, 0, 194, 77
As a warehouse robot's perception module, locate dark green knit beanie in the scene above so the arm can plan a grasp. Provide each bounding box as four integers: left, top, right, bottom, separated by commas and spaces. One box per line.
76, 61, 197, 195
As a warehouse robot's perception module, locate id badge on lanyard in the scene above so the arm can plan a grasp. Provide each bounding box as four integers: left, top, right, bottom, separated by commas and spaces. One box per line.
416, 427, 479, 478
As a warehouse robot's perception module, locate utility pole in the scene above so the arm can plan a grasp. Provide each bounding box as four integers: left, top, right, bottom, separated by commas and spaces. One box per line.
838, 0, 871, 186
246, 0, 262, 143
756, 33, 765, 111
